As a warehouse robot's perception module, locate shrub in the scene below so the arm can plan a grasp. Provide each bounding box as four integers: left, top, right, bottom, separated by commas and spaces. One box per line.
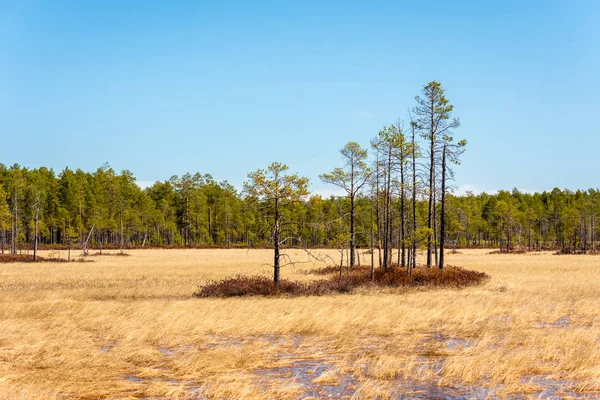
195, 275, 306, 297
194, 265, 489, 298
0, 254, 93, 263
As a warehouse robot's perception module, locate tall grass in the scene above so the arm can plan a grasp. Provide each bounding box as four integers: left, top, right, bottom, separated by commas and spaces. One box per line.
0, 249, 599, 398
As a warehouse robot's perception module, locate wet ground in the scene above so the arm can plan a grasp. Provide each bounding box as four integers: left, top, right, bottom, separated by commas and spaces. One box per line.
108, 332, 597, 399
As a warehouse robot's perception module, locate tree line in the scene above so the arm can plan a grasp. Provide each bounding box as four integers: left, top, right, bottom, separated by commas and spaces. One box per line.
1, 82, 596, 270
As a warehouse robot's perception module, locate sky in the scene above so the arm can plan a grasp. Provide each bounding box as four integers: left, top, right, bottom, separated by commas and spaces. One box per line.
1, 1, 599, 196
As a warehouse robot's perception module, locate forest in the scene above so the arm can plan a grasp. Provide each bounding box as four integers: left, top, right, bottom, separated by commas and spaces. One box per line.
0, 163, 596, 254
0, 82, 596, 262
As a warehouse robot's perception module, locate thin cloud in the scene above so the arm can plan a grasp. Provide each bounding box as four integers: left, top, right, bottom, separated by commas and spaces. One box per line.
311, 187, 347, 198
453, 184, 498, 196
136, 180, 156, 189
453, 185, 545, 196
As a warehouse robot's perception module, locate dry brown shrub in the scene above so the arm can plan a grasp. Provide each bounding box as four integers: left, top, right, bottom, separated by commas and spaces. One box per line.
487, 249, 528, 255
194, 275, 306, 297
87, 252, 131, 257
194, 265, 488, 298
0, 254, 92, 263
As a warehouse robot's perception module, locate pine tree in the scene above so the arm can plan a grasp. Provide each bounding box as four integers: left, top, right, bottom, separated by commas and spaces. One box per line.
413, 81, 460, 267
320, 141, 370, 268
244, 162, 309, 285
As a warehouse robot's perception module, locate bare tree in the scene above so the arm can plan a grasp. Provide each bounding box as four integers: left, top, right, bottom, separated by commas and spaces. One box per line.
320, 142, 370, 268
439, 135, 466, 269
371, 127, 395, 270
0, 186, 9, 255
391, 121, 413, 268
409, 120, 420, 275
372, 125, 410, 269
9, 167, 24, 255
32, 193, 40, 261
413, 81, 460, 267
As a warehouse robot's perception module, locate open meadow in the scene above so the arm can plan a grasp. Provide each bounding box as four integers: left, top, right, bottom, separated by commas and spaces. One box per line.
1, 249, 599, 399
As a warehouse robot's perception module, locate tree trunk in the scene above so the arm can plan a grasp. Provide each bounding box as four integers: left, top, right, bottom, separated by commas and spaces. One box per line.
383, 150, 392, 270
584, 214, 588, 254
593, 210, 596, 253
346, 247, 350, 273
339, 249, 344, 280
411, 124, 417, 276
33, 204, 39, 261
397, 233, 401, 266
350, 193, 355, 268
375, 155, 382, 268
400, 155, 406, 268
12, 188, 18, 255
349, 158, 356, 267
273, 198, 280, 285
426, 109, 434, 268
439, 145, 447, 269
433, 179, 438, 267
370, 197, 375, 281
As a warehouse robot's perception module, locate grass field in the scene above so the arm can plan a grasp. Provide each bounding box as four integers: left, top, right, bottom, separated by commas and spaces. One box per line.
0, 248, 599, 399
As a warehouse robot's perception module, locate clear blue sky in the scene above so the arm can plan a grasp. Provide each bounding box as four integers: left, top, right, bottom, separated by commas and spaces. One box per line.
1, 1, 599, 195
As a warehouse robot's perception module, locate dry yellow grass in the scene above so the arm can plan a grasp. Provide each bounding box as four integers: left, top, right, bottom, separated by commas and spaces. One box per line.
0, 248, 599, 399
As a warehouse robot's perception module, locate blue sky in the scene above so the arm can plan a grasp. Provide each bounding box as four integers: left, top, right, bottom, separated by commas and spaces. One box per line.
1, 1, 599, 195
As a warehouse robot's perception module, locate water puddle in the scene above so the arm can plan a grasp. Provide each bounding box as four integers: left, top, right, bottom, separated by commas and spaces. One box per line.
430, 333, 476, 351
445, 338, 473, 350
99, 340, 120, 353
536, 315, 571, 328
387, 375, 594, 399
155, 334, 303, 357
254, 358, 358, 398
157, 344, 193, 355
121, 374, 207, 399
390, 382, 493, 399
124, 334, 599, 399
520, 376, 598, 399
123, 374, 145, 383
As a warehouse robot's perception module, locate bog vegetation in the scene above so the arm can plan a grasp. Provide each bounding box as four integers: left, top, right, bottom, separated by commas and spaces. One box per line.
1, 249, 600, 399
194, 266, 489, 298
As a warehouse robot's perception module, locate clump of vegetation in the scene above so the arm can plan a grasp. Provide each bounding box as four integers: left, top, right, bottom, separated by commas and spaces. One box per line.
0, 254, 92, 263
487, 249, 529, 255
194, 265, 488, 298
0, 254, 46, 263
193, 274, 356, 297
87, 252, 131, 257
194, 275, 304, 297
554, 249, 600, 255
